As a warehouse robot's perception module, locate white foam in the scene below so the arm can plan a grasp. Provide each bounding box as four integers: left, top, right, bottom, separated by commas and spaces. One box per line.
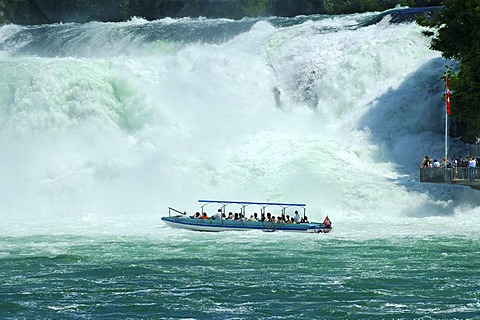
0, 14, 473, 237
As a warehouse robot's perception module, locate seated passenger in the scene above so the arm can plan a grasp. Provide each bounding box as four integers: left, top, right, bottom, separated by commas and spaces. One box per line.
202, 212, 208, 220
214, 209, 222, 220
290, 217, 296, 224
228, 212, 234, 220
294, 210, 301, 223
253, 212, 259, 221
194, 212, 201, 219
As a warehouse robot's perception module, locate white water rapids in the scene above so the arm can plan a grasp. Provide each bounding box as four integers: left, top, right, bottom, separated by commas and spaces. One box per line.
1, 12, 480, 237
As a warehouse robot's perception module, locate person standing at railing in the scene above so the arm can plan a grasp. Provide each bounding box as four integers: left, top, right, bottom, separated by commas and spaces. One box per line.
450, 156, 458, 179
420, 155, 432, 169
442, 157, 449, 168
468, 156, 477, 181
458, 156, 466, 179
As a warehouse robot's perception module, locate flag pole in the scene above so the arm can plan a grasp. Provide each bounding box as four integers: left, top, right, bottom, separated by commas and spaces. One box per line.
445, 74, 450, 175
445, 75, 448, 168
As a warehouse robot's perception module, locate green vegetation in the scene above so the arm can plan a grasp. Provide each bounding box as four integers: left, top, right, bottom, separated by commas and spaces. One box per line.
0, 0, 442, 25
418, 0, 480, 143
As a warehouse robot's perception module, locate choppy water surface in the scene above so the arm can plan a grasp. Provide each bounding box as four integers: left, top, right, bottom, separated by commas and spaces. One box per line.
1, 230, 479, 319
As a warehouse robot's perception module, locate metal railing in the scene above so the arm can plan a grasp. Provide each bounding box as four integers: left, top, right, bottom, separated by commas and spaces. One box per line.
168, 207, 186, 217
420, 167, 480, 183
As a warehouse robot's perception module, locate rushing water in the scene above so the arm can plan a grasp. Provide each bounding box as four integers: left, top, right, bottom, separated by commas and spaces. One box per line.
1, 7, 479, 319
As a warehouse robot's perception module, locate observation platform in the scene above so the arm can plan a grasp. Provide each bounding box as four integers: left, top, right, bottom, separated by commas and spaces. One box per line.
419, 168, 480, 190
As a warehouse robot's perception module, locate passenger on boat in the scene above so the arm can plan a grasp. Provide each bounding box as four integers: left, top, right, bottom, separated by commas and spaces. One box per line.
253, 212, 259, 221
214, 209, 222, 220
228, 212, 234, 220
202, 212, 208, 220
222, 213, 227, 220
193, 212, 201, 219
266, 212, 272, 222
294, 210, 301, 223
290, 217, 296, 224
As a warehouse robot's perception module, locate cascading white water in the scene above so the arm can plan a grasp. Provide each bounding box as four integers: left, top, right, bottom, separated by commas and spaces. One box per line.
1, 12, 480, 236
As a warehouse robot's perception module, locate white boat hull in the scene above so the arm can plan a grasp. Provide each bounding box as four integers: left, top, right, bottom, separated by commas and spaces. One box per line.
162, 216, 332, 233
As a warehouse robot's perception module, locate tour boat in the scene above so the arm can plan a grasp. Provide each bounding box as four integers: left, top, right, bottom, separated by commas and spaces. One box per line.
162, 200, 332, 233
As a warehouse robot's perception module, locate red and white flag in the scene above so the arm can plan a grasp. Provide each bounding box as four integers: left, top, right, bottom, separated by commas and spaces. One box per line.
323, 215, 332, 227
446, 75, 451, 115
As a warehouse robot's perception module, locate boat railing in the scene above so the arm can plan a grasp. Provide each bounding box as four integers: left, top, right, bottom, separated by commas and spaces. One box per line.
168, 207, 186, 217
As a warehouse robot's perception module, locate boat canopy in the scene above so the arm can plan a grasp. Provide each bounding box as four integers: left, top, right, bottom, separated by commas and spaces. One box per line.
198, 200, 306, 207
197, 200, 306, 217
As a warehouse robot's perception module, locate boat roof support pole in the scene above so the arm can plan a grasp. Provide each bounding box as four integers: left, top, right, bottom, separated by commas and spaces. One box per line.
221, 204, 228, 216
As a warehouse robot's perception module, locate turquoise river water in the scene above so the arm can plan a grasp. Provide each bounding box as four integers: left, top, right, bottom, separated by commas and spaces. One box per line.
1, 6, 480, 319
